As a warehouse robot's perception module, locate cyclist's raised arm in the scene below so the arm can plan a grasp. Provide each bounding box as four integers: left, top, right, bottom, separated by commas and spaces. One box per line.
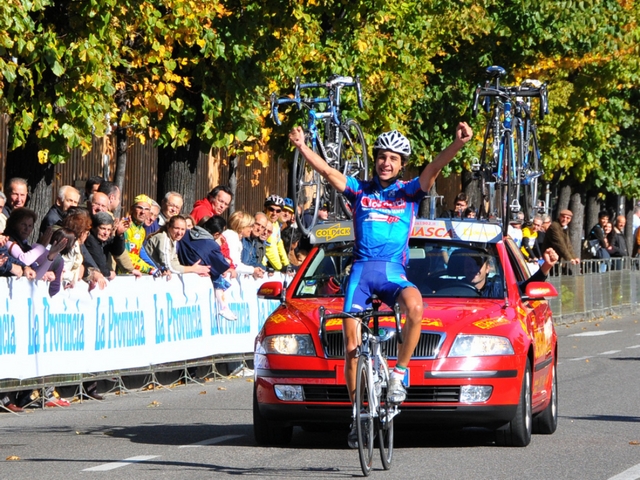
289, 126, 348, 193
419, 122, 472, 192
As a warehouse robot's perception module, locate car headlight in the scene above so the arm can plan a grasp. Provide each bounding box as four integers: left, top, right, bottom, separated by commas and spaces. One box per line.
448, 334, 514, 357
256, 334, 316, 356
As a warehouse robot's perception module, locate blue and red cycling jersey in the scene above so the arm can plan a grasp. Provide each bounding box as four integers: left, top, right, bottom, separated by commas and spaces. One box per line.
341, 175, 426, 312
342, 175, 427, 266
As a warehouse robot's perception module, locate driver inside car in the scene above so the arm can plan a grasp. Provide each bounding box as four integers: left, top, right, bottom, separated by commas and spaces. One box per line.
459, 247, 560, 298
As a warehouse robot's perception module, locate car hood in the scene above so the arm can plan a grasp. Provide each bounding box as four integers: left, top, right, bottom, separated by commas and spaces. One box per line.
265, 297, 518, 338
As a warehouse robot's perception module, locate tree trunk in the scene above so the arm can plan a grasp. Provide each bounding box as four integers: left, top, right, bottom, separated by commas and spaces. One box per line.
157, 137, 200, 214
5, 139, 54, 243
568, 191, 585, 260
584, 192, 600, 238
228, 154, 238, 215
113, 126, 128, 218
557, 182, 572, 213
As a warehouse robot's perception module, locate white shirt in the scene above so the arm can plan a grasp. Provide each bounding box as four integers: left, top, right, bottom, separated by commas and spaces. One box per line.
222, 229, 254, 276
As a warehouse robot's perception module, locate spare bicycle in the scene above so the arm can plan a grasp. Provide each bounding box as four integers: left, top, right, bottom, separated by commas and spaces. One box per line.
270, 75, 368, 236
320, 297, 403, 477
472, 66, 548, 227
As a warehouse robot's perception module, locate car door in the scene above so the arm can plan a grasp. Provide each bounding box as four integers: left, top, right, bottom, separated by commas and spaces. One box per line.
503, 237, 553, 408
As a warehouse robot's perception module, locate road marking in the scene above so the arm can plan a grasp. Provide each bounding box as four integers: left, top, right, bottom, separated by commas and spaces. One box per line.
179, 434, 243, 448
568, 356, 594, 361
608, 462, 640, 480
626, 345, 640, 349
600, 350, 621, 355
83, 455, 159, 472
568, 330, 622, 337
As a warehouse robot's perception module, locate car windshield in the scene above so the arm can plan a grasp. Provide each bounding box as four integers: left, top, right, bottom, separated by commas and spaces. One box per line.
293, 240, 505, 299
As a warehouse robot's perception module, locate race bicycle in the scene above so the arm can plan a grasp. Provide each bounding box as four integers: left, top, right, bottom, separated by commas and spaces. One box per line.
270, 75, 368, 236
320, 297, 403, 476
472, 66, 548, 227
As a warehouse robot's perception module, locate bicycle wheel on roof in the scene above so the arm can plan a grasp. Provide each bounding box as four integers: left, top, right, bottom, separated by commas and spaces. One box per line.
293, 140, 322, 236
337, 119, 368, 219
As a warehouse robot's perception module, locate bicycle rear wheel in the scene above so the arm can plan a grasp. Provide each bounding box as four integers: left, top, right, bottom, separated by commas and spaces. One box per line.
356, 355, 374, 476
337, 119, 368, 219
521, 126, 542, 220
377, 360, 394, 470
293, 143, 322, 236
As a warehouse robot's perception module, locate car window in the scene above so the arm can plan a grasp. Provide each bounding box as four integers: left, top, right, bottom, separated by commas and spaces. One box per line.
292, 239, 505, 299
504, 237, 530, 283
406, 240, 505, 298
293, 243, 352, 297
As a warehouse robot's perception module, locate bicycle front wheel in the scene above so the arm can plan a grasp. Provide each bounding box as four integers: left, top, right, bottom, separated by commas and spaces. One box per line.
377, 360, 394, 470
356, 355, 374, 476
293, 144, 322, 236
338, 119, 368, 219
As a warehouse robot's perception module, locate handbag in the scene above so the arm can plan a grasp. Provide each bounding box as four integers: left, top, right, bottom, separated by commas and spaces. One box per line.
583, 239, 600, 258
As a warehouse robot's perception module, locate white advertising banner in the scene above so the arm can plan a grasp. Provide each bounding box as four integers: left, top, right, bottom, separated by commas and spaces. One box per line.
0, 274, 282, 380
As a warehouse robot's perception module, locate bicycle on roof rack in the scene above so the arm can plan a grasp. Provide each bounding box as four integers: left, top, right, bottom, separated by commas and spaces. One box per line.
472, 66, 548, 229
270, 75, 368, 236
320, 297, 403, 477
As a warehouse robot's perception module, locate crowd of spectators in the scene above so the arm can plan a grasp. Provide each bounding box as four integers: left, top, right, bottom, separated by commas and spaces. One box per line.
0, 176, 310, 413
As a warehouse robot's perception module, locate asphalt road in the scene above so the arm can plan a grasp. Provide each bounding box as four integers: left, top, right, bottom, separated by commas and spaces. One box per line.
1, 313, 640, 480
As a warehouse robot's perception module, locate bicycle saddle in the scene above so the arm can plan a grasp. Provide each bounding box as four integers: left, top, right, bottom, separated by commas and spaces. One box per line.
486, 65, 507, 78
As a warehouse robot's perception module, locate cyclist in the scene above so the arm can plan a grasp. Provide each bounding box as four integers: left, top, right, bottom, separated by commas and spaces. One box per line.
289, 122, 472, 447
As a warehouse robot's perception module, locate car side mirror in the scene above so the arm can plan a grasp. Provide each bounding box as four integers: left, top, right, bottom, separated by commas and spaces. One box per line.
257, 281, 284, 300
524, 281, 558, 300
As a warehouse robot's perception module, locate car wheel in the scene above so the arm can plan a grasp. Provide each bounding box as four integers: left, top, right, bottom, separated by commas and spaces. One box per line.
495, 359, 532, 447
253, 388, 293, 446
533, 363, 558, 435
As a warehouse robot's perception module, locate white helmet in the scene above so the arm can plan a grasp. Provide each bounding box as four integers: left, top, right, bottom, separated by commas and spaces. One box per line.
373, 130, 411, 157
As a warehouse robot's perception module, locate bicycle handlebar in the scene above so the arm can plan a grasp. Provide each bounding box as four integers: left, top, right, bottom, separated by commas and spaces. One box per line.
319, 302, 403, 353
472, 83, 549, 120
270, 75, 364, 126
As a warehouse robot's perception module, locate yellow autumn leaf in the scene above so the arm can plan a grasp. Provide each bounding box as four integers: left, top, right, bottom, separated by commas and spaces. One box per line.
38, 149, 49, 164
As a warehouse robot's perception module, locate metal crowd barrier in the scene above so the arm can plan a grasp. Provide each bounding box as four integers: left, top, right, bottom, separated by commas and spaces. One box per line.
546, 257, 640, 324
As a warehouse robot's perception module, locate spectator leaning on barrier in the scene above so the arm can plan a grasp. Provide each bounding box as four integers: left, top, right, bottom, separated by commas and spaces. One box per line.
190, 185, 233, 225
144, 199, 161, 236
242, 212, 267, 271
39, 185, 80, 239
84, 211, 126, 280
588, 211, 611, 260
144, 214, 210, 276
61, 208, 108, 291
609, 215, 629, 257
158, 191, 184, 226
521, 215, 543, 262
223, 210, 264, 280
0, 191, 7, 232
542, 209, 580, 265
2, 177, 29, 217
118, 195, 162, 276
177, 216, 237, 320
263, 195, 290, 272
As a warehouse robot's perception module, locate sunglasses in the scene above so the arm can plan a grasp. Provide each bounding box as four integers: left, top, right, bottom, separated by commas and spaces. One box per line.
268, 206, 281, 213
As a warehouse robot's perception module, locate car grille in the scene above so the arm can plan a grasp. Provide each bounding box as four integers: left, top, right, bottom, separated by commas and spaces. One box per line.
323, 331, 443, 359
301, 385, 459, 403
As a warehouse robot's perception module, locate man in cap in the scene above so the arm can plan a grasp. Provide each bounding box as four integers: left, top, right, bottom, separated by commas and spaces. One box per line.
118, 194, 161, 275
263, 195, 290, 272
542, 209, 580, 265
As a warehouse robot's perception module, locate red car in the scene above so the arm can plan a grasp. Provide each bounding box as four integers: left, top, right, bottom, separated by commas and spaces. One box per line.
254, 219, 558, 447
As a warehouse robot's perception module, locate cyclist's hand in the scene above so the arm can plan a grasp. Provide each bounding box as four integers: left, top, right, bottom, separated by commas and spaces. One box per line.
289, 126, 306, 149
456, 122, 473, 144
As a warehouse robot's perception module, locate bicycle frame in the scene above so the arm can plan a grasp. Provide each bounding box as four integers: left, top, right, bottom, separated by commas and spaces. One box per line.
472, 67, 549, 224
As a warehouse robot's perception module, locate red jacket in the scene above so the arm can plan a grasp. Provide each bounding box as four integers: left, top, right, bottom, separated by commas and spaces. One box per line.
190, 198, 214, 225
